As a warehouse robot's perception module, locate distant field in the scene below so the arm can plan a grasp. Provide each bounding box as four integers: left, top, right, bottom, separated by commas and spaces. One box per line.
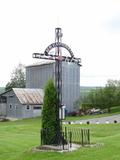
80, 86, 97, 92
80, 86, 101, 98
0, 117, 120, 160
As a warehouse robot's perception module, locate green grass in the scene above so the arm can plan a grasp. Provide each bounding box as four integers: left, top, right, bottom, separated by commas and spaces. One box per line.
0, 117, 120, 160
65, 106, 120, 121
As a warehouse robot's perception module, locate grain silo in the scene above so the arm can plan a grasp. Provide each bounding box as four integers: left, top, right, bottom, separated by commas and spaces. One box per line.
26, 60, 80, 113
26, 28, 81, 113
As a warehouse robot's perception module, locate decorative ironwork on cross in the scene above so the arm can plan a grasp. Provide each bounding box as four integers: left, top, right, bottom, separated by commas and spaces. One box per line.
32, 27, 81, 125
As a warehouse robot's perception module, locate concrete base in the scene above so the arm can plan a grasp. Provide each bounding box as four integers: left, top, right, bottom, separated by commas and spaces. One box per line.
33, 143, 81, 152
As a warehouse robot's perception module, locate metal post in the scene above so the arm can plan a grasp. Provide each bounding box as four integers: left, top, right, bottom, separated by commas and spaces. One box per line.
62, 132, 65, 150
55, 28, 63, 133
69, 131, 72, 148
65, 126, 67, 142
40, 129, 43, 146
81, 129, 84, 146
88, 129, 90, 144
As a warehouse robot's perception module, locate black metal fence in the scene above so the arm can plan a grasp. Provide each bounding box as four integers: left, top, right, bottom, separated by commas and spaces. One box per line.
63, 127, 90, 146
40, 127, 90, 150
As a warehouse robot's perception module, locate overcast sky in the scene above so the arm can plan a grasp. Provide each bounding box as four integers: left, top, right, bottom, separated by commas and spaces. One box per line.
0, 0, 120, 87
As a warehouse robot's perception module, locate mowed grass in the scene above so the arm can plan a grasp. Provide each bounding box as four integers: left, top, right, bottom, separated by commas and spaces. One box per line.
0, 117, 120, 160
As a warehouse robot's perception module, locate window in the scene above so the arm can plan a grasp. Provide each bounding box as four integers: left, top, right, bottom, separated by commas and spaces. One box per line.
34, 106, 41, 110
26, 105, 30, 110
9, 104, 12, 109
0, 96, 6, 103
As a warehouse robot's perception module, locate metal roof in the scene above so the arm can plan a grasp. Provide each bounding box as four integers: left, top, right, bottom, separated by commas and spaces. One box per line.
26, 60, 55, 68
13, 88, 44, 105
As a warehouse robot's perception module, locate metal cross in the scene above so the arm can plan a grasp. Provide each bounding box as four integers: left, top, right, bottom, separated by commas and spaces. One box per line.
32, 27, 81, 127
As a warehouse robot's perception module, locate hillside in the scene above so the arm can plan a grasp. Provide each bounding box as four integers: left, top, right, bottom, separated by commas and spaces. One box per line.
80, 86, 101, 92
80, 86, 100, 97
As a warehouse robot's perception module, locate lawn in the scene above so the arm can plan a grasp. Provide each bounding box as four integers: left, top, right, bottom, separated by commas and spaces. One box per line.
0, 117, 120, 160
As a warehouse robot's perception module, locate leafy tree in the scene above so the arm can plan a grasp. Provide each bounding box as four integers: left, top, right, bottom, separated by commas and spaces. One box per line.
42, 79, 60, 145
103, 79, 120, 112
88, 88, 106, 109
76, 79, 120, 114
84, 79, 120, 112
103, 86, 114, 112
73, 98, 81, 110
5, 64, 26, 91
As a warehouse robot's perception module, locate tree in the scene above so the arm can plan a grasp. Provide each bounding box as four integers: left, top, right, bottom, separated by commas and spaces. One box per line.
88, 88, 105, 109
73, 98, 81, 110
41, 79, 60, 145
74, 79, 120, 114
5, 64, 26, 91
104, 79, 119, 112
84, 80, 120, 113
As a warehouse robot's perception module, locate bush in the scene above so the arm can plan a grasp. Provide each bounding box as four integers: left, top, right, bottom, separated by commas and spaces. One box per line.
41, 79, 60, 145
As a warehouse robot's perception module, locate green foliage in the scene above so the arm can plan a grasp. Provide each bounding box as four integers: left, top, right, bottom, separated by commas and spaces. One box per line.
42, 79, 60, 144
73, 98, 81, 110
81, 79, 120, 112
5, 64, 26, 91
74, 86, 100, 111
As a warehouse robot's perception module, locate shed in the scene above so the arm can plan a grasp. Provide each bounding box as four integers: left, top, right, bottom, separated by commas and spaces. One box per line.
0, 88, 44, 119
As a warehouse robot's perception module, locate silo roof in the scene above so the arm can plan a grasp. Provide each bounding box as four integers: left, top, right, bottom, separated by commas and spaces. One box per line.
26, 60, 55, 68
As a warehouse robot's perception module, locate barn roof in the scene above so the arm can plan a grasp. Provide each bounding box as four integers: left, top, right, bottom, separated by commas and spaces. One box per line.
13, 88, 44, 105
